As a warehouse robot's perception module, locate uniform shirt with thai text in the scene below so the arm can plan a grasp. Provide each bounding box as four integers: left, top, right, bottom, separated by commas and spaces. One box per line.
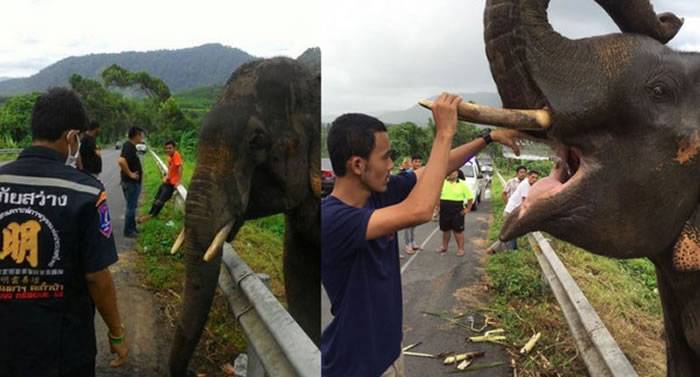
0, 146, 118, 376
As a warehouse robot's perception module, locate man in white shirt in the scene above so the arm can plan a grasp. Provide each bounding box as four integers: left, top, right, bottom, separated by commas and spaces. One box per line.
502, 170, 539, 249
502, 165, 527, 203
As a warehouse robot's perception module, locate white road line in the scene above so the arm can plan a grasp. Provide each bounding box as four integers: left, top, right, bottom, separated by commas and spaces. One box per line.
401, 225, 440, 275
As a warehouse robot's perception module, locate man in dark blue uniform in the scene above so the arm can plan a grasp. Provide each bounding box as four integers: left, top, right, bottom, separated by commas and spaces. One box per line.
0, 88, 128, 377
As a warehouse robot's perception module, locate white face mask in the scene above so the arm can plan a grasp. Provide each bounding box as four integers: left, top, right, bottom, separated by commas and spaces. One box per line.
65, 131, 81, 168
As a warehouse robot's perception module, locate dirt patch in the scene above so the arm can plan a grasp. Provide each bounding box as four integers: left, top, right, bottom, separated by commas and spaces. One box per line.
95, 250, 172, 376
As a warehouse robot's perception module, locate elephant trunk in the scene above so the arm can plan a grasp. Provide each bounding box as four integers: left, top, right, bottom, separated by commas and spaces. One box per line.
484, 0, 636, 133
484, 0, 554, 109
169, 169, 245, 377
593, 0, 683, 44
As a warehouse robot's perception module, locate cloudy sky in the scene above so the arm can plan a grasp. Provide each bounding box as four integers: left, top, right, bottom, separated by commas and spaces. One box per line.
0, 0, 319, 78
322, 0, 700, 119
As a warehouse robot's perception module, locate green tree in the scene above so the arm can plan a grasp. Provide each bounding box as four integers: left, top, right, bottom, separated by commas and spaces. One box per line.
102, 64, 171, 102
0, 93, 40, 146
387, 122, 432, 162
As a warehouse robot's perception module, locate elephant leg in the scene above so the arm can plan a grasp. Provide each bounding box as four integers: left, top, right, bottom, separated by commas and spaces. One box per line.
681, 295, 700, 366
283, 201, 321, 345
654, 263, 700, 377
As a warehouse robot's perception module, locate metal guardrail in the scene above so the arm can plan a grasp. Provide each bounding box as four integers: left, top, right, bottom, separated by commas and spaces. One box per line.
149, 149, 321, 377
0, 148, 22, 154
494, 170, 638, 376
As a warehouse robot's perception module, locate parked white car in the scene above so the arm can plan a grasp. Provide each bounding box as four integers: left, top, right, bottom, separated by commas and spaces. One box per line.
136, 143, 147, 153
459, 158, 486, 211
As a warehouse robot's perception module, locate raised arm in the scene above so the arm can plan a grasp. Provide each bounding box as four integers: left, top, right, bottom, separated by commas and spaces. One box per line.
366, 93, 460, 240
415, 129, 524, 182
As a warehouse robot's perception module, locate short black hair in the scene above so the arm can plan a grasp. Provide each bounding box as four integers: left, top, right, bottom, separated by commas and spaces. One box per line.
528, 170, 540, 176
87, 120, 100, 131
128, 126, 144, 139
327, 113, 387, 177
164, 140, 176, 147
516, 165, 527, 172
411, 154, 422, 161
31, 88, 88, 141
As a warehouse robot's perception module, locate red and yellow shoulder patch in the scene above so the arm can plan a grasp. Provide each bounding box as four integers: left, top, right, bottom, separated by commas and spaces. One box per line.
95, 191, 108, 207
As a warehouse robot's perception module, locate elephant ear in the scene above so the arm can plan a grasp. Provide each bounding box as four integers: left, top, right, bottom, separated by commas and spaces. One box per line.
307, 72, 322, 199
673, 207, 700, 271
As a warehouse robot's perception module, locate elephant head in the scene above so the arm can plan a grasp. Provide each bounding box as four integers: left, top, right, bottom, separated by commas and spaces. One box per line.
482, 0, 700, 374
485, 0, 696, 258
168, 57, 320, 376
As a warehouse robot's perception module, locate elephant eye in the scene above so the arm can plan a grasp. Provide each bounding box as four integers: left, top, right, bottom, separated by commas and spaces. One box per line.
647, 81, 674, 103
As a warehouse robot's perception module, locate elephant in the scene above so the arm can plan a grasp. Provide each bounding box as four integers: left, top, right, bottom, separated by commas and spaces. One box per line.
470, 0, 700, 375
167, 57, 320, 376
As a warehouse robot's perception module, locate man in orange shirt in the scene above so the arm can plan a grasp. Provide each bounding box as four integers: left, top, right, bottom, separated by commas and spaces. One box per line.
140, 140, 183, 223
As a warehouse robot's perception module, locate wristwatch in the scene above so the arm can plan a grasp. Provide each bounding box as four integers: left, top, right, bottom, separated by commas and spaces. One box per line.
480, 129, 493, 145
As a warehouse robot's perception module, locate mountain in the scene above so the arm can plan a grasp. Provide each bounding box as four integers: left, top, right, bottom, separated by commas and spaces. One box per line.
0, 77, 11, 83
0, 43, 257, 96
296, 47, 321, 76
377, 92, 502, 126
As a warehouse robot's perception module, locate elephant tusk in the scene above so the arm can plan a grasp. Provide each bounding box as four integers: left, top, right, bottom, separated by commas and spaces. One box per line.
202, 222, 234, 262
170, 228, 186, 255
418, 99, 551, 131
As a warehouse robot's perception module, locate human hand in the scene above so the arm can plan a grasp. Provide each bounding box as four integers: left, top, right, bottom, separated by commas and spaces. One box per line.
431, 93, 462, 138
108, 330, 128, 368
491, 129, 527, 156
129, 171, 140, 180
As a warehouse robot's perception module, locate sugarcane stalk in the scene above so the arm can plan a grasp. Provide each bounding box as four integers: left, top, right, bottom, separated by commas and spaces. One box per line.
446, 362, 506, 374
520, 332, 542, 355
402, 342, 421, 352
443, 351, 485, 365
456, 359, 472, 370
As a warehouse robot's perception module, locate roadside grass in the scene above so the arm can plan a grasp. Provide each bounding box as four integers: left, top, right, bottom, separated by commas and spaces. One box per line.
0, 153, 18, 162
137, 152, 286, 373
485, 172, 664, 376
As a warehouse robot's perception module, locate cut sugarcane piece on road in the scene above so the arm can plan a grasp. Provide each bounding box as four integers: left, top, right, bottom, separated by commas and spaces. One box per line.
520, 332, 542, 355
456, 359, 472, 370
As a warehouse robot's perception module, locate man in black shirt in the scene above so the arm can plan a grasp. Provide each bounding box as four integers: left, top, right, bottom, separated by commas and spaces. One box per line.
118, 127, 143, 238
79, 121, 102, 177
0, 88, 128, 377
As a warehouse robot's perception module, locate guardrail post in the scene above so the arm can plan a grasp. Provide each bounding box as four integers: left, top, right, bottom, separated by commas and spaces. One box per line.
246, 273, 272, 377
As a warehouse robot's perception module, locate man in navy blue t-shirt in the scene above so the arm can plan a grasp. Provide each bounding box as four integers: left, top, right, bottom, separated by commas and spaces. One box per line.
322, 93, 523, 377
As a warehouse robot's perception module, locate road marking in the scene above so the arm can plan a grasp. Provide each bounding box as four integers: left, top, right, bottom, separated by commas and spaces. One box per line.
401, 225, 440, 275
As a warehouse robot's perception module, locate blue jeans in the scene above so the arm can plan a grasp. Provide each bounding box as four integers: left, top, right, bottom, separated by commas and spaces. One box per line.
121, 181, 141, 235
403, 227, 415, 246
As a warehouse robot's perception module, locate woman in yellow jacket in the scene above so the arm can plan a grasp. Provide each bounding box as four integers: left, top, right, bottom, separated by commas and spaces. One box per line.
436, 170, 474, 256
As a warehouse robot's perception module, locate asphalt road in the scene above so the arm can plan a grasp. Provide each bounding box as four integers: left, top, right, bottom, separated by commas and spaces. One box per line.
321, 192, 511, 376
93, 148, 170, 376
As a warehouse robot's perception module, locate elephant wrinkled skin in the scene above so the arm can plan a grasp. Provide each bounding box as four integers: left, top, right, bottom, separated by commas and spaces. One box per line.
484, 0, 700, 375
168, 57, 320, 376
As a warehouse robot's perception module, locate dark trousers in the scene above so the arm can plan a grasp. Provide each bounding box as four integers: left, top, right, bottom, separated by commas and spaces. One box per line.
149, 183, 175, 217
61, 361, 95, 377
121, 181, 141, 235
0, 360, 95, 377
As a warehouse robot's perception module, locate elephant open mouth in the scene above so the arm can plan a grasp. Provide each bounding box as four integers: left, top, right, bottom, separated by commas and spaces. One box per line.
499, 137, 595, 241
